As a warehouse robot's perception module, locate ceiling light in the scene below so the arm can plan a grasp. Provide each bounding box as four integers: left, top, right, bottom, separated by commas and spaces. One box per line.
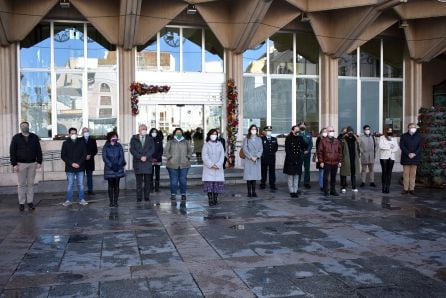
59, 0, 70, 8
186, 4, 197, 15
300, 12, 310, 22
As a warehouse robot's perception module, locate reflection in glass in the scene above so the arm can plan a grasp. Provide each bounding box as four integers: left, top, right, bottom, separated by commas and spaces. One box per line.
20, 23, 51, 69
269, 33, 293, 74
339, 52, 357, 76
296, 78, 319, 134
296, 31, 319, 75
243, 76, 267, 132
383, 81, 403, 135
56, 73, 83, 134
87, 25, 117, 69
271, 79, 292, 134
243, 42, 267, 74
160, 27, 180, 72
183, 28, 202, 72
205, 105, 222, 132
360, 39, 380, 77
137, 37, 157, 70
383, 38, 403, 78
205, 29, 223, 72
338, 78, 357, 131
54, 23, 85, 69
20, 72, 52, 138
361, 80, 379, 132
87, 72, 117, 136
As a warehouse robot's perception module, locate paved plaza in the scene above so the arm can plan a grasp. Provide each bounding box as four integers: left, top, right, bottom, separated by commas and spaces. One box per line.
0, 181, 446, 297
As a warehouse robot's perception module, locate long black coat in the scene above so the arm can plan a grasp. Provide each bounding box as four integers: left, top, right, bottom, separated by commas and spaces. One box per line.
130, 134, 155, 174
400, 132, 422, 165
283, 134, 308, 175
151, 136, 164, 163
82, 137, 98, 171
61, 138, 87, 172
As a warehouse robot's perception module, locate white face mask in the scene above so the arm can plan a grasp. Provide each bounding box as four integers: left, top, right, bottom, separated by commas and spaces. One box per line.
409, 128, 416, 134
83, 132, 89, 138
328, 132, 335, 138
322, 132, 328, 138
140, 130, 147, 136
70, 134, 77, 141
266, 131, 272, 136
151, 132, 157, 138
364, 130, 370, 135
250, 130, 257, 135
210, 135, 217, 141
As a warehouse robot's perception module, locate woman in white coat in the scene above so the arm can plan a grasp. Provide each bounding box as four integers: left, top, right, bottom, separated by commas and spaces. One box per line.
379, 127, 400, 193
202, 129, 225, 206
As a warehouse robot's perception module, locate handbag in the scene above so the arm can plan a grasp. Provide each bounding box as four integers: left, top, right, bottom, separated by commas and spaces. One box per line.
312, 152, 317, 163
239, 148, 246, 159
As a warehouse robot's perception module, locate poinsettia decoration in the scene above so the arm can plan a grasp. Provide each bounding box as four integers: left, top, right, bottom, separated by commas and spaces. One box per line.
226, 79, 239, 168
130, 82, 170, 115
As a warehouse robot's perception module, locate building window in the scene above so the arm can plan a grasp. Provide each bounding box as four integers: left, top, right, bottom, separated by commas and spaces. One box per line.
20, 21, 118, 138
243, 76, 267, 133
100, 96, 112, 106
99, 108, 113, 118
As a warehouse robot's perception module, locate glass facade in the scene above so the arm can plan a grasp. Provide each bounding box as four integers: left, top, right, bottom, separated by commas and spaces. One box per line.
338, 78, 357, 131
20, 22, 118, 138
243, 31, 320, 136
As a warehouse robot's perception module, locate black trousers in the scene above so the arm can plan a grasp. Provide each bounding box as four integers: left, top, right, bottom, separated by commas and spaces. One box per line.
380, 158, 394, 188
341, 175, 357, 189
323, 164, 338, 193
136, 173, 152, 200
107, 178, 120, 199
261, 162, 276, 187
152, 165, 160, 182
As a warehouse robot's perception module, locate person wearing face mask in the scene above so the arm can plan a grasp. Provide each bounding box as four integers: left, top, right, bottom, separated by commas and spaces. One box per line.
81, 127, 98, 195
130, 124, 155, 202
297, 122, 313, 189
359, 125, 378, 188
61, 127, 88, 206
283, 125, 308, 198
315, 128, 328, 192
260, 126, 278, 191
243, 124, 263, 197
165, 127, 193, 203
202, 129, 225, 206
340, 127, 361, 193
400, 123, 421, 195
379, 127, 399, 194
149, 128, 164, 192
103, 132, 126, 207
9, 121, 43, 211
317, 126, 342, 196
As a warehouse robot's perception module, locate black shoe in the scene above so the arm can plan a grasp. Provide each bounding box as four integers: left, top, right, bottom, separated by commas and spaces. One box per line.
19, 204, 25, 211
260, 184, 266, 189
113, 199, 119, 207
304, 184, 311, 189
401, 190, 409, 195
324, 192, 329, 197
360, 183, 365, 187
137, 198, 142, 202
144, 197, 150, 202
88, 191, 95, 195
370, 183, 376, 187
181, 195, 187, 201
409, 190, 415, 195
320, 187, 324, 191
330, 191, 340, 196
27, 203, 35, 210
252, 192, 258, 197
270, 185, 277, 191
109, 200, 114, 207
295, 192, 300, 198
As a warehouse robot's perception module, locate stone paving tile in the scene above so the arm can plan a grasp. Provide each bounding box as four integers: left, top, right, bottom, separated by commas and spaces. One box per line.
48, 282, 99, 298
99, 278, 151, 298
1, 286, 49, 298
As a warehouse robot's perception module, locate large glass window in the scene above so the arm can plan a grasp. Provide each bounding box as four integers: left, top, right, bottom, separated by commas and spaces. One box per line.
243, 76, 267, 133
137, 37, 157, 70
243, 42, 267, 74
383, 81, 403, 134
204, 29, 223, 72
339, 51, 357, 77
338, 78, 357, 131
360, 39, 380, 78
296, 32, 319, 75
183, 28, 202, 72
160, 27, 180, 72
383, 38, 403, 78
297, 78, 319, 131
361, 80, 379, 132
271, 79, 292, 133
269, 33, 293, 74
20, 22, 118, 138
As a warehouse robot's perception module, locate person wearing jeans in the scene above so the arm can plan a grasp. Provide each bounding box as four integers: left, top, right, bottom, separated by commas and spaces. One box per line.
165, 128, 192, 203
9, 121, 43, 211
379, 127, 399, 193
61, 127, 87, 206
400, 123, 421, 195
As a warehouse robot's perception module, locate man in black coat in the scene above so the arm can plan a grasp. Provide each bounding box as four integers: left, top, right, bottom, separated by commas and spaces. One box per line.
9, 121, 43, 211
81, 127, 98, 195
260, 126, 279, 191
400, 123, 422, 195
61, 127, 88, 206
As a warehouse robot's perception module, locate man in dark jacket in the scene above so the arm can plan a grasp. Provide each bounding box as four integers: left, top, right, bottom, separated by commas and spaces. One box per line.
61, 127, 88, 206
130, 124, 155, 202
318, 126, 342, 197
260, 126, 279, 191
400, 123, 422, 195
81, 127, 98, 195
10, 121, 43, 211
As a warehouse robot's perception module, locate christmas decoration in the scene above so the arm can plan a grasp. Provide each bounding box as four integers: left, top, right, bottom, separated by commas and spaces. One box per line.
130, 82, 170, 115
226, 79, 239, 168
417, 106, 446, 188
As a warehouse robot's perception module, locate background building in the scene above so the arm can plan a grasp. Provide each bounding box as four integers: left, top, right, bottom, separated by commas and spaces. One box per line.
0, 0, 446, 185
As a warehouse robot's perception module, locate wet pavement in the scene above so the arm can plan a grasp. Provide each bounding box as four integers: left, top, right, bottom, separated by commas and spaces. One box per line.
0, 183, 446, 297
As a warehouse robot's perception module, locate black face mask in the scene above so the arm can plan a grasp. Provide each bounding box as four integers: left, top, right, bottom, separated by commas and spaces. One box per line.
387, 132, 393, 136
299, 127, 305, 131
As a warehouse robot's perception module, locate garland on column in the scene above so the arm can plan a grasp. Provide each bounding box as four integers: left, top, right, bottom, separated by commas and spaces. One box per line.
130, 82, 170, 115
226, 79, 239, 168
417, 106, 446, 188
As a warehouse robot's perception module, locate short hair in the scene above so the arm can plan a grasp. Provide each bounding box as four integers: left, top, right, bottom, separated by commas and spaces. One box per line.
408, 122, 416, 128
106, 131, 118, 142
68, 127, 77, 134
297, 121, 306, 127
363, 125, 370, 130
20, 121, 29, 126
173, 127, 184, 135
139, 124, 147, 130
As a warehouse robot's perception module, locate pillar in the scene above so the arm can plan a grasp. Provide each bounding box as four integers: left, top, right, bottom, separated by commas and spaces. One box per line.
404, 57, 422, 128
320, 53, 339, 132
